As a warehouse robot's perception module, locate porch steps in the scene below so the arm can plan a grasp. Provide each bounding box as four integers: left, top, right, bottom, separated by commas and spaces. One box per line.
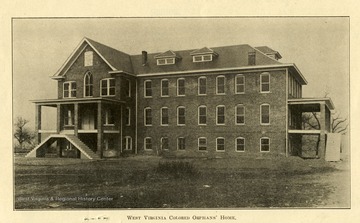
26, 134, 100, 160
65, 135, 100, 160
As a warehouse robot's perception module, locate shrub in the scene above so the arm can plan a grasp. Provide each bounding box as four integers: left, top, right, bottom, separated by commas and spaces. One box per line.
157, 161, 199, 179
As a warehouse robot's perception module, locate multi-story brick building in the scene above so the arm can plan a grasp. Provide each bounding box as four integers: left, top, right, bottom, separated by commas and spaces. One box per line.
26, 37, 334, 159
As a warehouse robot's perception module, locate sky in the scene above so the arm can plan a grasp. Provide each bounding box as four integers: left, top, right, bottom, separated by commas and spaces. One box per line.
12, 17, 349, 130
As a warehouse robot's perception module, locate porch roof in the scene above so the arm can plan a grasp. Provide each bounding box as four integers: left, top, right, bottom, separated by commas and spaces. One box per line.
31, 97, 125, 107
288, 97, 335, 111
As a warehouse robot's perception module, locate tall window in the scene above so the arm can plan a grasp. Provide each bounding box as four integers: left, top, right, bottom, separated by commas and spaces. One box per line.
198, 106, 207, 125
84, 72, 93, 97
161, 137, 169, 150
216, 105, 225, 125
101, 78, 115, 96
144, 107, 152, 126
64, 106, 74, 126
105, 108, 114, 125
124, 136, 132, 150
260, 137, 270, 152
161, 79, 169, 97
198, 137, 207, 151
216, 76, 225, 94
260, 73, 270, 93
235, 104, 245, 125
84, 51, 93, 66
63, 81, 76, 98
144, 137, 152, 150
144, 80, 152, 97
177, 137, 185, 150
161, 107, 169, 126
125, 79, 131, 97
177, 106, 185, 125
177, 78, 185, 96
125, 107, 131, 126
235, 75, 245, 94
198, 77, 207, 95
236, 137, 245, 152
260, 104, 270, 125
216, 137, 225, 152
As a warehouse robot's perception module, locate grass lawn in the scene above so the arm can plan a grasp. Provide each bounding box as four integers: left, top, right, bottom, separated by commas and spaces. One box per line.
14, 155, 350, 209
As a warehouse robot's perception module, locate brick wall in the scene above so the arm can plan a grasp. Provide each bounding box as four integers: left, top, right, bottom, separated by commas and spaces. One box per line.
137, 68, 288, 156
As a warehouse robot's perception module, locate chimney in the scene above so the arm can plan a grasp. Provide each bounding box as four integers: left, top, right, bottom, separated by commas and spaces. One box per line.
248, 51, 256, 66
142, 51, 148, 66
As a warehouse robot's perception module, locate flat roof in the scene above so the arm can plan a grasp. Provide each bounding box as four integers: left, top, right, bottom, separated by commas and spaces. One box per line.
288, 97, 335, 110
31, 97, 124, 107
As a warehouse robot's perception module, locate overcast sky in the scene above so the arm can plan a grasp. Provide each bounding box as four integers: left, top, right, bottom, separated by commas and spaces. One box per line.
12, 17, 349, 129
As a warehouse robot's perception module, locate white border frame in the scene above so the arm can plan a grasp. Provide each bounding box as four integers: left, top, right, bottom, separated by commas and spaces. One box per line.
198, 137, 207, 151
260, 103, 270, 125
198, 76, 207, 95
260, 137, 270, 152
216, 105, 225, 125
161, 79, 169, 97
235, 137, 245, 152
177, 78, 186, 96
144, 137, 152, 151
160, 107, 169, 126
100, 78, 116, 97
216, 75, 226, 95
198, 105, 207, 125
144, 80, 152, 98
216, 137, 225, 152
83, 71, 93, 97
144, 107, 152, 126
260, 72, 271, 93
235, 74, 245, 94
63, 81, 77, 98
235, 104, 245, 125
177, 106, 186, 126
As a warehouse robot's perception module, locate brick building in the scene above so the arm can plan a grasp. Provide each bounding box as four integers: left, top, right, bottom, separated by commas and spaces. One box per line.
26, 37, 334, 159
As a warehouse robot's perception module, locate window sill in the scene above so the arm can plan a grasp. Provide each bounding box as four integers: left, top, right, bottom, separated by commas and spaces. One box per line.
260, 150, 270, 153
216, 150, 225, 152
161, 95, 170, 98
104, 124, 115, 127
236, 150, 245, 153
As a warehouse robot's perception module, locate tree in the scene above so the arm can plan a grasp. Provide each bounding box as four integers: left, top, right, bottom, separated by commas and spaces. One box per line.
14, 117, 35, 150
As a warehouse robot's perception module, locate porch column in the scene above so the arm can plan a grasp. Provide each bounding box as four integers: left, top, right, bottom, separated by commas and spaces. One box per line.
97, 102, 103, 158
35, 105, 41, 144
56, 104, 61, 133
74, 103, 79, 136
318, 103, 326, 159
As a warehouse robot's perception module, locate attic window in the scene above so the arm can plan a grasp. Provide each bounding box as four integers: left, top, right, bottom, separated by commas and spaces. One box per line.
157, 58, 175, 65
84, 51, 93, 66
193, 54, 213, 62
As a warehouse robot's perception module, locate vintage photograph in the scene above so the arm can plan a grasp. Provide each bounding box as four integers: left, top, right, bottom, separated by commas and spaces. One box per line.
12, 17, 350, 209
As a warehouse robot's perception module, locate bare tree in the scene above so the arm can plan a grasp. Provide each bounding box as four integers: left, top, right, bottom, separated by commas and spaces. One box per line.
331, 112, 348, 134
14, 117, 34, 150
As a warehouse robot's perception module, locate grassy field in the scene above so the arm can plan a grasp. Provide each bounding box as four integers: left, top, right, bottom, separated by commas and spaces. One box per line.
14, 155, 350, 209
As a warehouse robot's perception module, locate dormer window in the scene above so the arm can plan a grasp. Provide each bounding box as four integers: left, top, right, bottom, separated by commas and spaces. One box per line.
190, 47, 218, 63
154, 50, 180, 66
84, 51, 93, 67
193, 54, 213, 62
157, 58, 175, 65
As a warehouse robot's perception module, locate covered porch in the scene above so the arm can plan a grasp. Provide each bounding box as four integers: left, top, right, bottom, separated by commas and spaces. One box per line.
287, 98, 335, 159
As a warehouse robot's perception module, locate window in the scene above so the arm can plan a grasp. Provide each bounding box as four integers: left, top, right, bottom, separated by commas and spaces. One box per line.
235, 75, 245, 94
144, 137, 152, 150
177, 78, 185, 96
84, 51, 93, 66
124, 136, 132, 150
216, 137, 225, 152
198, 106, 207, 125
144, 107, 152, 126
101, 78, 115, 96
248, 52, 256, 65
260, 73, 270, 93
161, 137, 169, 150
125, 79, 131, 97
216, 76, 225, 95
144, 80, 152, 97
193, 54, 212, 62
235, 104, 245, 125
177, 106, 185, 125
63, 81, 76, 98
64, 106, 74, 126
260, 137, 270, 152
105, 108, 115, 125
198, 137, 207, 151
177, 137, 185, 150
198, 77, 207, 95
216, 105, 225, 125
236, 137, 245, 152
125, 107, 131, 126
157, 58, 175, 65
84, 72, 93, 97
161, 107, 169, 126
104, 137, 115, 150
260, 104, 270, 125
161, 79, 169, 97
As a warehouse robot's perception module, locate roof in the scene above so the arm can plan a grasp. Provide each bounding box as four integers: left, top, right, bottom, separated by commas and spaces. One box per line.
52, 38, 308, 84
255, 46, 282, 59
288, 98, 335, 110
154, 50, 179, 58
131, 44, 281, 75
